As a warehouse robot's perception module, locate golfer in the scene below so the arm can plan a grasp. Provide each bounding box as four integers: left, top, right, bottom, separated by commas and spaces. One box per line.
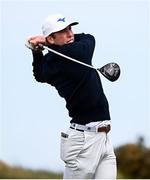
27, 13, 117, 179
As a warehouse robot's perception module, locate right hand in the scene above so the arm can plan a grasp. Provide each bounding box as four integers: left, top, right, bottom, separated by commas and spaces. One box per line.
28, 35, 46, 47
26, 35, 46, 51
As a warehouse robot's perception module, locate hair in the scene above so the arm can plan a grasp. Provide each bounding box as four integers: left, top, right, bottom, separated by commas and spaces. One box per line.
45, 33, 56, 44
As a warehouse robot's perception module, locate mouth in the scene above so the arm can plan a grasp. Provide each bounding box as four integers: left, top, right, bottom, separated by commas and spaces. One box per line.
67, 39, 74, 44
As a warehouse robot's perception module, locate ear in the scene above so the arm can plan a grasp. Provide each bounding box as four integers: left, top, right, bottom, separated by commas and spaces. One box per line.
46, 36, 55, 44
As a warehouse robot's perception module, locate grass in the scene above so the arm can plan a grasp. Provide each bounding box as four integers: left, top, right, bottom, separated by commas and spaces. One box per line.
0, 161, 63, 179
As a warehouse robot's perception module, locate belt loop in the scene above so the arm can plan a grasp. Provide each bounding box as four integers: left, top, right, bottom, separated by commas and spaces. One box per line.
96, 126, 99, 133
72, 123, 76, 129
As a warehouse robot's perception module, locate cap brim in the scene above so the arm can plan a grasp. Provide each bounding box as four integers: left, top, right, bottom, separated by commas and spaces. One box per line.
69, 22, 79, 26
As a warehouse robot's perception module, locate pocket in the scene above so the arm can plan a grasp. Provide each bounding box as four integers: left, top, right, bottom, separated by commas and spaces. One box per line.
60, 129, 85, 163
60, 132, 69, 161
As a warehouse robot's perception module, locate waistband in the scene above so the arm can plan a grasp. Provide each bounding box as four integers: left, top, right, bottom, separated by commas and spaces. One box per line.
70, 123, 111, 133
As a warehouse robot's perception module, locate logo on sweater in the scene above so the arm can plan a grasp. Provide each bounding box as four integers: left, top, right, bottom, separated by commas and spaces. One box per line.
57, 17, 65, 22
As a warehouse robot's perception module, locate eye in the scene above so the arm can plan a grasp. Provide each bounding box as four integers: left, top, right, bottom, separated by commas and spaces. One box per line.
59, 26, 72, 34
60, 28, 67, 33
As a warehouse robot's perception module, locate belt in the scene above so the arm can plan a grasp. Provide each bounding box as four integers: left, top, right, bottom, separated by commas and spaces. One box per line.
70, 123, 111, 133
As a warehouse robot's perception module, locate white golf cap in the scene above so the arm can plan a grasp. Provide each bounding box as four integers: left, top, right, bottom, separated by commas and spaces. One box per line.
42, 14, 79, 37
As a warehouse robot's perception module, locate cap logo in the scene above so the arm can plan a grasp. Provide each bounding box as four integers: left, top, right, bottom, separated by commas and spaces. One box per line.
57, 17, 65, 22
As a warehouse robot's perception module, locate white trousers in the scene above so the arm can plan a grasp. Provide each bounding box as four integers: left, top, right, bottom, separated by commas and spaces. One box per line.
60, 128, 117, 179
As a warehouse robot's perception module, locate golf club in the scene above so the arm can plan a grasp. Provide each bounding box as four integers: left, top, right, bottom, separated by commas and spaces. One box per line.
39, 44, 120, 82
25, 42, 120, 82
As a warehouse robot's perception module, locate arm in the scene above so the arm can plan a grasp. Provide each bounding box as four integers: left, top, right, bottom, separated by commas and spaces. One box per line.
54, 33, 95, 80
32, 51, 46, 83
27, 35, 46, 83
59, 33, 95, 65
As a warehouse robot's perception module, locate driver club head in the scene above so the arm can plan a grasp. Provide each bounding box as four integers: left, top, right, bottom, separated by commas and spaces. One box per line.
98, 62, 121, 82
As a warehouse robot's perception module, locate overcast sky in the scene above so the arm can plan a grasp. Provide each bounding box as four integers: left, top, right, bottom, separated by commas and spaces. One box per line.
0, 0, 150, 172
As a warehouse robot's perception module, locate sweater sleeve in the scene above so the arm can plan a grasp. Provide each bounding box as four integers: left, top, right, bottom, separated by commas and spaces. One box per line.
59, 33, 95, 65
54, 33, 95, 79
32, 51, 45, 83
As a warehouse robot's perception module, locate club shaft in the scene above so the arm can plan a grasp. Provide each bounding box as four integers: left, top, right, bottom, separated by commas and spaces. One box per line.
41, 44, 96, 70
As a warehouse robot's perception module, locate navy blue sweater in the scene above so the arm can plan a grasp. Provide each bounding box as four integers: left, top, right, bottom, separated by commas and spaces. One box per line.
32, 33, 110, 125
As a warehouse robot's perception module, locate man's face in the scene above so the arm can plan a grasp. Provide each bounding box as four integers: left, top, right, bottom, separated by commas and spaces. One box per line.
47, 26, 75, 46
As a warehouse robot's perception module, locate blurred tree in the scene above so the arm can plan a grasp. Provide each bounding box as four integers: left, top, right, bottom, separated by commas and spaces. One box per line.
115, 137, 150, 178
137, 136, 145, 146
